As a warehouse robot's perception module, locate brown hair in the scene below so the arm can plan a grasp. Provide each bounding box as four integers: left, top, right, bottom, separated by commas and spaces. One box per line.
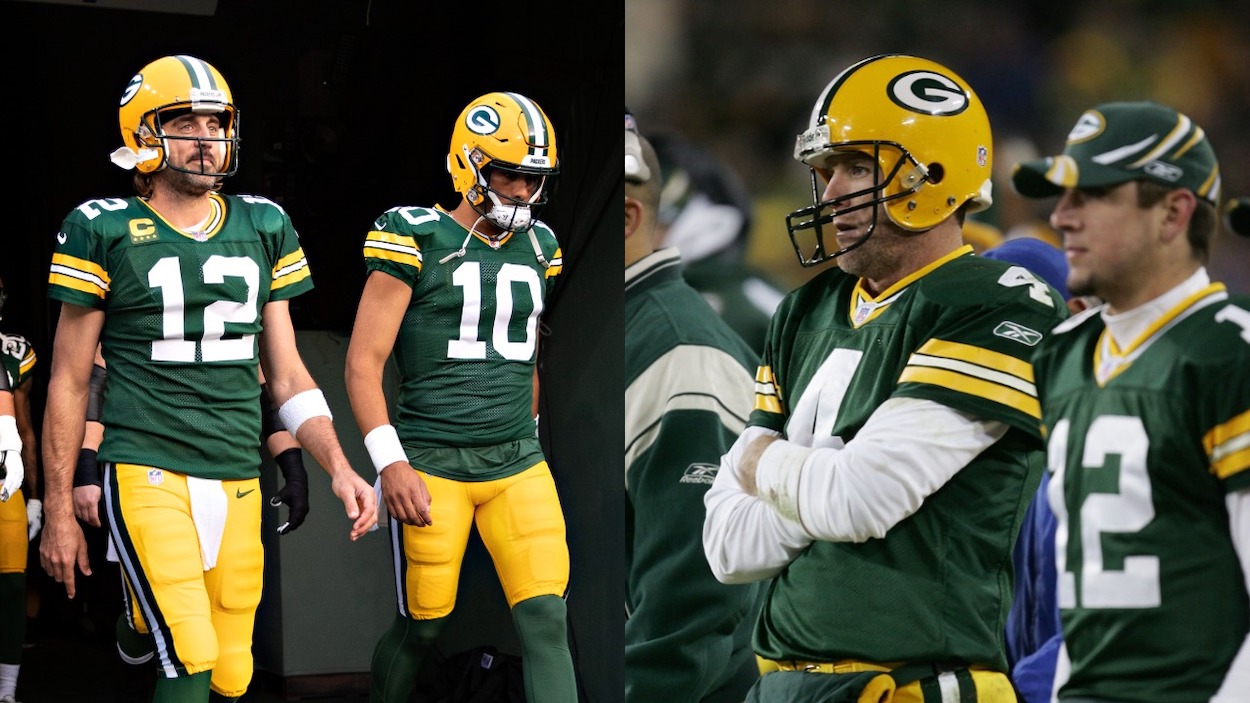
133, 171, 155, 199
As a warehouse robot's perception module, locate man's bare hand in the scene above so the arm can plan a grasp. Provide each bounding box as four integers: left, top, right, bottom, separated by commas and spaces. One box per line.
73, 485, 102, 527
380, 463, 433, 527
39, 513, 90, 599
330, 470, 378, 541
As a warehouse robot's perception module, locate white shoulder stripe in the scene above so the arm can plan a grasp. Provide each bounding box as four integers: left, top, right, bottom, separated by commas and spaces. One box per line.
625, 344, 754, 481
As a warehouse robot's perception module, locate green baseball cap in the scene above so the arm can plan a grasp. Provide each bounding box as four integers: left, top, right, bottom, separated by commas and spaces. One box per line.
1012, 100, 1221, 203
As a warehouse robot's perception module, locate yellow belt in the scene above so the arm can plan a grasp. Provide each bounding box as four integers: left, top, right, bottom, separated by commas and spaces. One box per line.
763, 658, 903, 674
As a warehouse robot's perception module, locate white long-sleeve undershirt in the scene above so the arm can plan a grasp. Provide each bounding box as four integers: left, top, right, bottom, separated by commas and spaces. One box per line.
703, 397, 1007, 584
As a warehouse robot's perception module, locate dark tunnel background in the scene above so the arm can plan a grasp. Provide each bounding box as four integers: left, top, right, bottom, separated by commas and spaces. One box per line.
1, 0, 624, 700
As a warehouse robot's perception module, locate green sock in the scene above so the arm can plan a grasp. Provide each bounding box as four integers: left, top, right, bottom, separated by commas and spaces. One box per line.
369, 614, 447, 703
0, 573, 23, 664
152, 669, 210, 703
512, 595, 576, 703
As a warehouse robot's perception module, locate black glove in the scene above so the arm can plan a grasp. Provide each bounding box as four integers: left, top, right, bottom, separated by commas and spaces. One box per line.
270, 447, 309, 535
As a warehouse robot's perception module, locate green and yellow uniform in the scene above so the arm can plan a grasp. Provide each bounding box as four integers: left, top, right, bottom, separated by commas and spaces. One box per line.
1033, 283, 1250, 702
747, 248, 1066, 696
363, 204, 567, 617
0, 332, 35, 573
47, 191, 312, 696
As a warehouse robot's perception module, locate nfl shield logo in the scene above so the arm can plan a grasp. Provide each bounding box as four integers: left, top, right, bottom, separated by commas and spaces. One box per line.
148, 468, 164, 486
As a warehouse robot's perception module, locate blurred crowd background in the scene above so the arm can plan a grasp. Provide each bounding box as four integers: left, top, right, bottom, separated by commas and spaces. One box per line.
626, 0, 1250, 293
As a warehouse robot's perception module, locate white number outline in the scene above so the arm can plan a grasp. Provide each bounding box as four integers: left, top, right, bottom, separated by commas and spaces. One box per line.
784, 348, 861, 449
446, 261, 543, 361
148, 255, 259, 362
1051, 415, 1160, 609
997, 266, 1055, 308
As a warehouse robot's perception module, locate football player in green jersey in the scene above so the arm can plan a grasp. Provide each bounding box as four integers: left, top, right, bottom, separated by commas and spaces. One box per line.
624, 111, 765, 702
71, 348, 311, 703
702, 54, 1068, 702
38, 54, 377, 703
0, 276, 37, 703
1014, 100, 1250, 702
345, 91, 575, 703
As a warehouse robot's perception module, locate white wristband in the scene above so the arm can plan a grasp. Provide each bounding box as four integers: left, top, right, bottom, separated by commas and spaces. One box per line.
364, 424, 408, 474
277, 389, 333, 438
755, 440, 811, 526
0, 415, 19, 451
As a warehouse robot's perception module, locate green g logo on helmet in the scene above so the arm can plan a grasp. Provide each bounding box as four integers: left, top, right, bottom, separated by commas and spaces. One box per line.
887, 70, 969, 116
466, 105, 501, 136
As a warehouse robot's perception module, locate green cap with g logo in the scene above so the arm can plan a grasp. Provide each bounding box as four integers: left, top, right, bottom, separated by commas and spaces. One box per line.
1011, 100, 1221, 203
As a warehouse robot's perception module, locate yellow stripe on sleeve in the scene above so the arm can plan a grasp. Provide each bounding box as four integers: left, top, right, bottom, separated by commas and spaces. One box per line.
753, 364, 782, 414
914, 338, 1035, 383
363, 230, 422, 270
898, 366, 1041, 420
1205, 409, 1250, 479
48, 252, 110, 299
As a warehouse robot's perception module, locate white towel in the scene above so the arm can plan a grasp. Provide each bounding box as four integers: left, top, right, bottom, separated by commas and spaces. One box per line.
186, 477, 228, 570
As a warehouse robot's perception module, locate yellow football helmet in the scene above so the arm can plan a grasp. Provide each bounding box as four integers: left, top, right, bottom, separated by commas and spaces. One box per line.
447, 91, 559, 232
112, 54, 239, 176
786, 54, 993, 266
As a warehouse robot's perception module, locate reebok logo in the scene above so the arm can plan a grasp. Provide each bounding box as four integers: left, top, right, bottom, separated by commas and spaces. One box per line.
993, 321, 1043, 346
237, 488, 256, 499
679, 462, 718, 485
1144, 161, 1183, 182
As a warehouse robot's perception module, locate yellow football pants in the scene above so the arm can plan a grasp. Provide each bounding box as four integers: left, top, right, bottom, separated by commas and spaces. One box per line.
391, 461, 569, 619
108, 463, 263, 699
0, 489, 26, 574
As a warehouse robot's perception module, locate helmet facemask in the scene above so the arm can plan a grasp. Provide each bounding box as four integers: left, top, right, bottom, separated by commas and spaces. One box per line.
112, 55, 240, 178
785, 141, 928, 267
448, 92, 560, 235
783, 54, 994, 268
136, 104, 240, 178
463, 156, 552, 234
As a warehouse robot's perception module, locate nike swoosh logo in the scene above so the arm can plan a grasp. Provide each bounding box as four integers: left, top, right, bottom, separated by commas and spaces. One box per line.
237, 488, 256, 498
57, 231, 67, 244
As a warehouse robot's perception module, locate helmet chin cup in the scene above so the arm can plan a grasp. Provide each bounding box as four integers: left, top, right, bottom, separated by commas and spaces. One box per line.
481, 189, 534, 232
487, 204, 533, 232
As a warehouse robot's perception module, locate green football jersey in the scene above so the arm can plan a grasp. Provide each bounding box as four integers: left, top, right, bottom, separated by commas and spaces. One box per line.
47, 193, 313, 480
0, 332, 36, 389
625, 248, 764, 702
1034, 284, 1250, 702
362, 206, 561, 475
749, 246, 1067, 671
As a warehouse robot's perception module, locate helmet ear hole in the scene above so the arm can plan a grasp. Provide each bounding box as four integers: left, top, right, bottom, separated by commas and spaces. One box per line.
927, 163, 945, 184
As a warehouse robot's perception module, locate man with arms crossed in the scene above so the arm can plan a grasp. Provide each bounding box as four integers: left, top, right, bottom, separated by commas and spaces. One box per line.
703, 53, 1067, 702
